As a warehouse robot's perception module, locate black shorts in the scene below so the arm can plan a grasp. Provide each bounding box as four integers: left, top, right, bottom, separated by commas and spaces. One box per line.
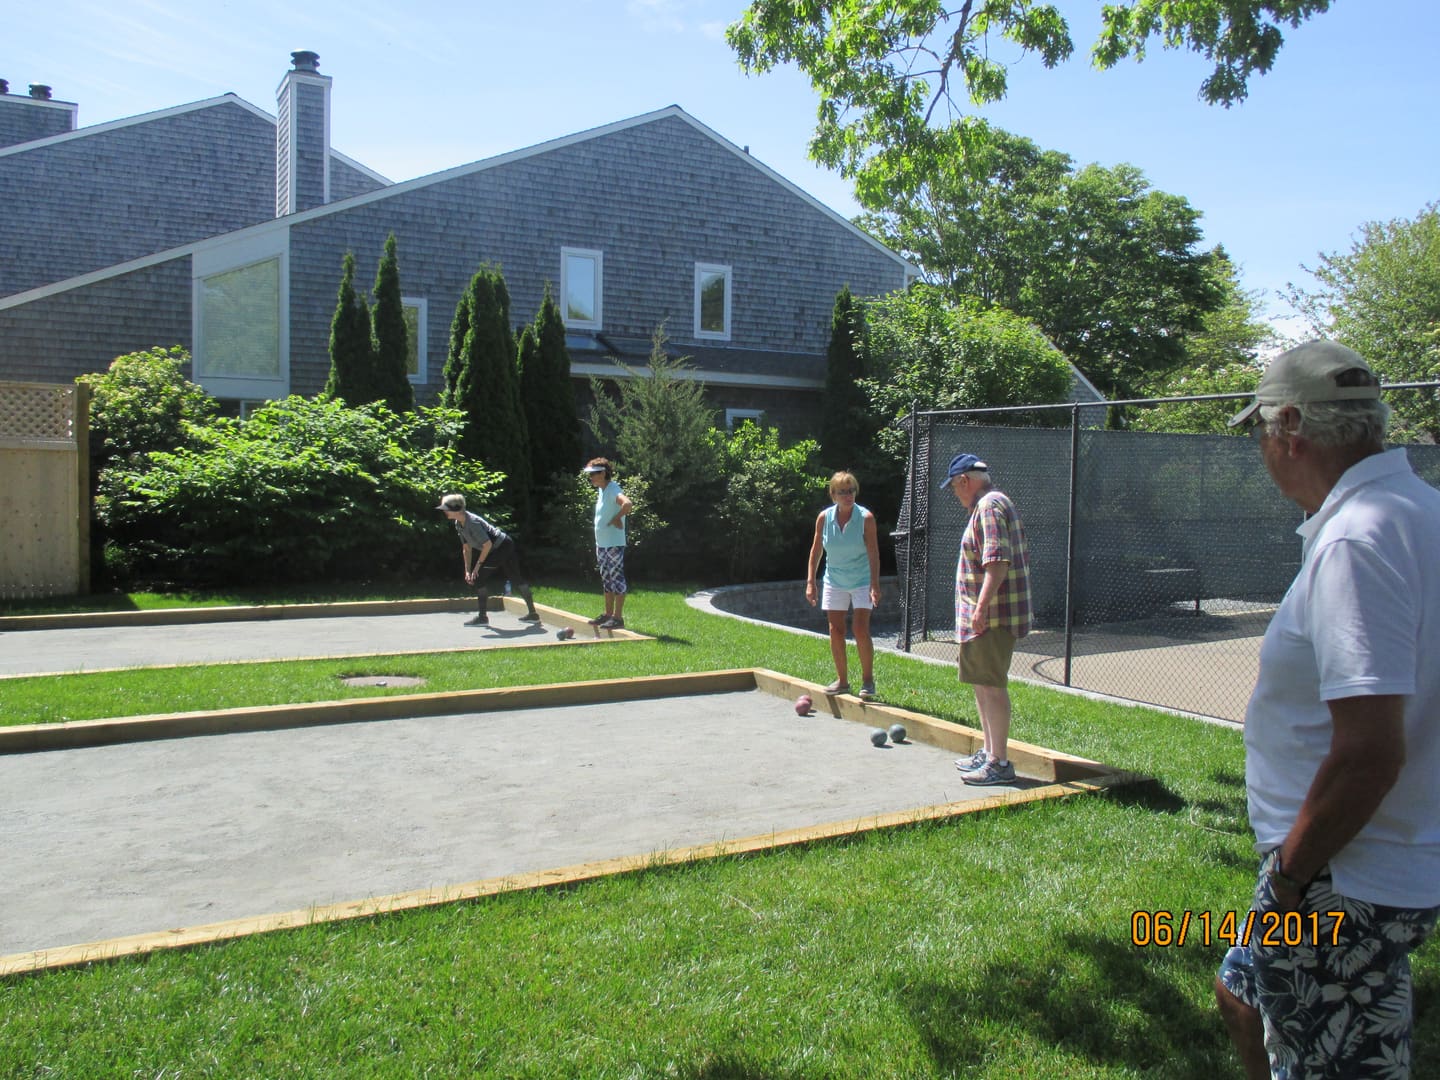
477, 537, 525, 588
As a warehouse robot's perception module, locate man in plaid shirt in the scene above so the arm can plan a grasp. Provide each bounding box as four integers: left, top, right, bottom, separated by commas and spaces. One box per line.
942, 453, 1033, 786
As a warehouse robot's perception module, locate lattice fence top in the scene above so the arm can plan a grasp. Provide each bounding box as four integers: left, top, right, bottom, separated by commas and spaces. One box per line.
0, 382, 77, 444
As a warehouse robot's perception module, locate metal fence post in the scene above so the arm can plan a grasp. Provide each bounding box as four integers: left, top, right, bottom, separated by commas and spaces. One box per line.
1062, 404, 1080, 686
900, 400, 920, 652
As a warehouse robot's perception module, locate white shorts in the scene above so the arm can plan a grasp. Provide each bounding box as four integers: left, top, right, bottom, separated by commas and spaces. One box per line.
822, 583, 873, 612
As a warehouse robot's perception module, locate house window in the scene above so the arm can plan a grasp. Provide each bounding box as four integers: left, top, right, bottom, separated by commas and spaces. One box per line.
694, 263, 732, 340
197, 259, 282, 385
725, 408, 764, 431
193, 233, 289, 400
402, 297, 427, 383
561, 247, 603, 330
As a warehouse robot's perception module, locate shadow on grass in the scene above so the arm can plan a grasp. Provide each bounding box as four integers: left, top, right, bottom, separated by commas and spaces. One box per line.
1100, 778, 1187, 815
644, 632, 694, 646
901, 934, 1232, 1079
0, 591, 142, 617
677, 1056, 801, 1080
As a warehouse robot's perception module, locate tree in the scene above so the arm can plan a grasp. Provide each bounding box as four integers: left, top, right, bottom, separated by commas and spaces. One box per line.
322, 252, 375, 406
520, 285, 582, 488
1038, 162, 1220, 400
728, 1, 1333, 186
856, 124, 1072, 303
1123, 252, 1279, 432
587, 328, 724, 573
369, 233, 415, 413
1130, 363, 1261, 435
1177, 247, 1280, 371
820, 286, 874, 469
1287, 203, 1440, 441
445, 265, 532, 518
440, 279, 473, 410
857, 124, 1221, 400
860, 284, 1073, 458
589, 328, 719, 502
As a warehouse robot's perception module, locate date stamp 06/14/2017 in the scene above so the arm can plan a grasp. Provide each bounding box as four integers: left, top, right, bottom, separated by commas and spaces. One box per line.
1130, 909, 1348, 949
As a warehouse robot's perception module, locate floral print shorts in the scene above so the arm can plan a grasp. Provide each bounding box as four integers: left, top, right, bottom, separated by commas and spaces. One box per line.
1218, 849, 1438, 1078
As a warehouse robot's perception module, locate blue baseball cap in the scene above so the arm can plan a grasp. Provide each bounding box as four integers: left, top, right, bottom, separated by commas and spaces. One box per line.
939, 453, 988, 489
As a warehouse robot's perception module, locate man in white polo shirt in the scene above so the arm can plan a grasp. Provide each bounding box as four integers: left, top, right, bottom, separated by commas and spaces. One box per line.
1214, 341, 1440, 1078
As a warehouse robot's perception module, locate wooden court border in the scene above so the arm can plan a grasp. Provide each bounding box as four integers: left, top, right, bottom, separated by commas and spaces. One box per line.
0, 668, 1146, 976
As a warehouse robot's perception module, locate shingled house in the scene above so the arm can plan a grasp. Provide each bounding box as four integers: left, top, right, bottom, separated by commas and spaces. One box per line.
0, 54, 916, 435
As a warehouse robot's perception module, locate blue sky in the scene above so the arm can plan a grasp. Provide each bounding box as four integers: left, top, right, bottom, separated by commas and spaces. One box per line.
8, 0, 1436, 331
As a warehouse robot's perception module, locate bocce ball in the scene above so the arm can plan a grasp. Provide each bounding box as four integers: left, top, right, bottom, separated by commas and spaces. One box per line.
889, 723, 907, 744
794, 694, 813, 716
870, 727, 888, 747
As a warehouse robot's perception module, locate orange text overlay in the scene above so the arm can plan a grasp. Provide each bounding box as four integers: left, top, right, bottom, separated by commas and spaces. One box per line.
1130, 910, 1347, 948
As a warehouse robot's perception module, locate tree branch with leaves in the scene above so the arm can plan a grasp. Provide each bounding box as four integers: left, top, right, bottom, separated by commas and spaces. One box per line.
728, 0, 1332, 187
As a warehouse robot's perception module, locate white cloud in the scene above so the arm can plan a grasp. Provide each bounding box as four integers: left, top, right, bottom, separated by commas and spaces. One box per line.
626, 0, 690, 34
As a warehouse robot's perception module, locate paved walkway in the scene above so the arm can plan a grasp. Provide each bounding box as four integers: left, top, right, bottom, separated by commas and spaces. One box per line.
690, 584, 1262, 724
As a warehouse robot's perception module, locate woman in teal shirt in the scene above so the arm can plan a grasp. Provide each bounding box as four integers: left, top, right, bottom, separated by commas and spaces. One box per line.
805, 471, 882, 699
584, 456, 632, 629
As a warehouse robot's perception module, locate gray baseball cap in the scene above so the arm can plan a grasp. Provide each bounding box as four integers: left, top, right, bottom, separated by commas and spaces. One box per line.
1228, 340, 1381, 428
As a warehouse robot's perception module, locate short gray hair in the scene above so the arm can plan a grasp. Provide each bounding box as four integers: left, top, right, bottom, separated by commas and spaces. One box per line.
1258, 398, 1391, 447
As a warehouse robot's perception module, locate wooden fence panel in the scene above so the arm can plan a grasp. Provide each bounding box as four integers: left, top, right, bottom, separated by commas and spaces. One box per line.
0, 381, 90, 599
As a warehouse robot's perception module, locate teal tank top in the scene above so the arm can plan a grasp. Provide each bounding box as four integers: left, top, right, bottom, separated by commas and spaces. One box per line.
822, 504, 871, 590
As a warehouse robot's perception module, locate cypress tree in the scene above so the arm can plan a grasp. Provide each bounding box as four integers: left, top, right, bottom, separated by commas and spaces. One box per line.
323, 252, 375, 405
441, 281, 472, 410
370, 233, 415, 412
449, 265, 532, 523
520, 284, 581, 487
820, 285, 873, 467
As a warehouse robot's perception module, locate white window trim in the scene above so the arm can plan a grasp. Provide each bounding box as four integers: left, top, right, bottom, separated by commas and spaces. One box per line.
402, 296, 428, 384
560, 246, 603, 331
725, 408, 765, 431
694, 262, 732, 341
191, 231, 290, 401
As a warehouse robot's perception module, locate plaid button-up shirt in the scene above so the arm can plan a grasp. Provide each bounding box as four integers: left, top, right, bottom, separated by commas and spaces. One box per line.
955, 490, 1032, 643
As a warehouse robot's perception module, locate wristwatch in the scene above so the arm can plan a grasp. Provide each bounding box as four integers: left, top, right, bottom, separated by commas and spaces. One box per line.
1268, 855, 1307, 896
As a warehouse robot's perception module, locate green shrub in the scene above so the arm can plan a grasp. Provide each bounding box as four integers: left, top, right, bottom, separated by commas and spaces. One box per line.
715, 421, 826, 582
78, 347, 218, 587
79, 346, 216, 464
529, 470, 664, 580
96, 396, 502, 587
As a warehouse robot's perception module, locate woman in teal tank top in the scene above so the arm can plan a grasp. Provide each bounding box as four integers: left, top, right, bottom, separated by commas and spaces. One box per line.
805, 471, 882, 699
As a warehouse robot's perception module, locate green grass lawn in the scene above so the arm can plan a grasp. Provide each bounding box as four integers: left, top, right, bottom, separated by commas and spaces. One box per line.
1, 583, 1437, 1078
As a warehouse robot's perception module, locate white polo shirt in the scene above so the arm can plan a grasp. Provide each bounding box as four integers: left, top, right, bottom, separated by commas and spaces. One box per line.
1245, 448, 1440, 908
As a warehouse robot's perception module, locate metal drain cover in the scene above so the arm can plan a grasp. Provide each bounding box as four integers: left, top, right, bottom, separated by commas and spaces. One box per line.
339, 675, 427, 688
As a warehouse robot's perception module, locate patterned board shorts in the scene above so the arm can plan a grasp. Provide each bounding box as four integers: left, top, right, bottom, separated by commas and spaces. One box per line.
596, 545, 627, 595
1217, 849, 1439, 1079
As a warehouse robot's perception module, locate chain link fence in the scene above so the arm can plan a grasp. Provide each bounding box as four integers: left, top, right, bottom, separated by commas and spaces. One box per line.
895, 390, 1440, 723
